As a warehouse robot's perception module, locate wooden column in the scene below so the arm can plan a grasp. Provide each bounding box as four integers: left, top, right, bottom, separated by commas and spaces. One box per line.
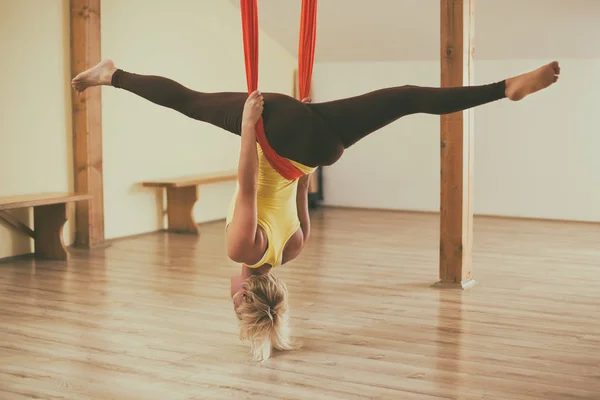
436, 0, 476, 289
70, 0, 105, 247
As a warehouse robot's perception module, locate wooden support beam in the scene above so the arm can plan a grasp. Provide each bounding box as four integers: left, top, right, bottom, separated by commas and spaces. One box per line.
166, 187, 200, 235
436, 0, 476, 289
34, 204, 70, 260
70, 0, 105, 248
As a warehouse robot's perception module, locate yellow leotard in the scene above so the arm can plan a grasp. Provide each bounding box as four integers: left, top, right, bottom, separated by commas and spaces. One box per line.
226, 143, 316, 268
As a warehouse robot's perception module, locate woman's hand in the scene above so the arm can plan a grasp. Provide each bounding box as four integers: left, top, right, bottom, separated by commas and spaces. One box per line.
242, 90, 264, 126
301, 97, 312, 104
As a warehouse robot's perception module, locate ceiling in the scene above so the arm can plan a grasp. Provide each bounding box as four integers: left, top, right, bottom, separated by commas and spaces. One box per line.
227, 0, 600, 61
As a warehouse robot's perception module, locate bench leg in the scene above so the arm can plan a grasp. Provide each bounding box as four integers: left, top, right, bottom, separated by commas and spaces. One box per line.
166, 186, 200, 235
33, 203, 69, 260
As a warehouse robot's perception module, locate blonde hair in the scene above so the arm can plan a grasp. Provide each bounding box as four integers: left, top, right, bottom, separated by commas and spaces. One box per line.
233, 273, 296, 361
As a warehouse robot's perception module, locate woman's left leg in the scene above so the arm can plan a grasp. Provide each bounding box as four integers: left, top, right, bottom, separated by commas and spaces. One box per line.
308, 61, 560, 149
72, 59, 250, 135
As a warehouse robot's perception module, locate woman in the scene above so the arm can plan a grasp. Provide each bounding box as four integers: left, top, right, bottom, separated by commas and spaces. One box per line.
72, 59, 560, 361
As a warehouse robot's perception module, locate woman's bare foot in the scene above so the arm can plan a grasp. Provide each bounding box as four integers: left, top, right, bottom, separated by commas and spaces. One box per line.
505, 61, 560, 101
71, 59, 117, 93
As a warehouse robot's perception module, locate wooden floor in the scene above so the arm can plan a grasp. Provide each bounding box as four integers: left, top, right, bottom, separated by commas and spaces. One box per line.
1, 208, 599, 400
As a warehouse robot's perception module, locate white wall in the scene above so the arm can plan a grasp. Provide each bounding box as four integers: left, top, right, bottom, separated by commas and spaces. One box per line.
0, 0, 74, 259
101, 0, 296, 239
313, 59, 600, 222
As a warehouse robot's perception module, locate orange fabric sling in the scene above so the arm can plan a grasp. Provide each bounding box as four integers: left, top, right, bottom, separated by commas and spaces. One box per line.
240, 0, 318, 180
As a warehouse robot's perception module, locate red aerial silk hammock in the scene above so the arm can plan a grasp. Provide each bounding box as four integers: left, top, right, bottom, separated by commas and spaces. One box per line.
240, 0, 318, 181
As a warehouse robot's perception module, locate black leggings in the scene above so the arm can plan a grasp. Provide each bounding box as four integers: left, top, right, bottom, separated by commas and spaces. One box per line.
111, 70, 506, 167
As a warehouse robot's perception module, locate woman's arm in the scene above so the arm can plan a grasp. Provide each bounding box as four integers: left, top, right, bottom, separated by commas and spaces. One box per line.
294, 97, 313, 246
280, 173, 311, 265
280, 97, 314, 265
226, 91, 267, 265
237, 95, 261, 196
296, 173, 311, 244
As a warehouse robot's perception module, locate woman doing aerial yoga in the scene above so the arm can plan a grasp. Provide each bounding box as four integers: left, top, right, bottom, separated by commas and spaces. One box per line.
71, 1, 560, 361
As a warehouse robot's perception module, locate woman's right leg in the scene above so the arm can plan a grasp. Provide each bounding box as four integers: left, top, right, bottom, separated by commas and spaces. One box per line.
72, 60, 248, 135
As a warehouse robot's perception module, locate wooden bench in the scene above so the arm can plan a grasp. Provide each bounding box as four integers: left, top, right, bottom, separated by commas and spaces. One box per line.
142, 170, 237, 235
0, 192, 92, 260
